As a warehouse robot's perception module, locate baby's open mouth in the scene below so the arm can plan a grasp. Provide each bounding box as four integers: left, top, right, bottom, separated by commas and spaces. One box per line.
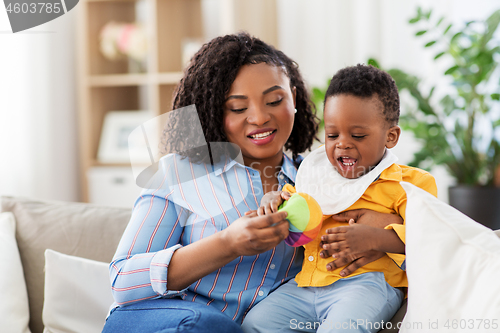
338, 156, 357, 167
248, 130, 276, 140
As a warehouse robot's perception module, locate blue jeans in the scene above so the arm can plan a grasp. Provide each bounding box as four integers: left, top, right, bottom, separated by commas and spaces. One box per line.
102, 298, 244, 333
241, 272, 404, 333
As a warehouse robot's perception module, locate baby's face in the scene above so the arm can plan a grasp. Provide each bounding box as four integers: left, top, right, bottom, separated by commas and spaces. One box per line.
323, 94, 399, 179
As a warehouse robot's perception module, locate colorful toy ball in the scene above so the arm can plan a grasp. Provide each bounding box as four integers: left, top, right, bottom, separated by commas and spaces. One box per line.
278, 192, 323, 247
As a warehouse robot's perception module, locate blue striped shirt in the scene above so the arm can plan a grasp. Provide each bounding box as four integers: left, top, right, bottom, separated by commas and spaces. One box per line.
109, 152, 304, 323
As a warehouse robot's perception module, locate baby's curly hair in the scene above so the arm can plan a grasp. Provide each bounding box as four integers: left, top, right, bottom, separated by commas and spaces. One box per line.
325, 64, 400, 126
162, 32, 318, 165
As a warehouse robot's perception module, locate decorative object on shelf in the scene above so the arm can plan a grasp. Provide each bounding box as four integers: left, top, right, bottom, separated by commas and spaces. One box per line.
369, 7, 500, 229
98, 111, 152, 164
99, 22, 148, 72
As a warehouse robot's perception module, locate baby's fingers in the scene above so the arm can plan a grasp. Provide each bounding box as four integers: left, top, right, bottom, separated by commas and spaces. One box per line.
245, 210, 258, 217
322, 240, 347, 255
280, 192, 291, 201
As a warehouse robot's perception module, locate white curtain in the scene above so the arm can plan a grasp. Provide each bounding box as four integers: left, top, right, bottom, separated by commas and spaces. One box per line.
0, 10, 79, 201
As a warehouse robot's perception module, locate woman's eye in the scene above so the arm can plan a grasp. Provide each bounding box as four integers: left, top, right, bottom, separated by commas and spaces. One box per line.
268, 98, 283, 106
230, 108, 247, 113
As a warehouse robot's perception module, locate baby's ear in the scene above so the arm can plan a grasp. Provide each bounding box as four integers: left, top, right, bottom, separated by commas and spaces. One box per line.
385, 125, 401, 149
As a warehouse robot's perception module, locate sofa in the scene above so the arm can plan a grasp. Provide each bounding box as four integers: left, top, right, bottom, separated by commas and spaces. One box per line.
1, 196, 130, 333
2, 186, 499, 333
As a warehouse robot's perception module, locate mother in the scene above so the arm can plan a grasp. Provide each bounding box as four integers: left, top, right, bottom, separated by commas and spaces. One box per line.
102, 33, 399, 332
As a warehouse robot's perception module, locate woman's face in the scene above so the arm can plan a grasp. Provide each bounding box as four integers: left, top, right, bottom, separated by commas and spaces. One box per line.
223, 63, 296, 166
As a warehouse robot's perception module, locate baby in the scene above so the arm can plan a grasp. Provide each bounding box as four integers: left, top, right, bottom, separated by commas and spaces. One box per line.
242, 64, 437, 333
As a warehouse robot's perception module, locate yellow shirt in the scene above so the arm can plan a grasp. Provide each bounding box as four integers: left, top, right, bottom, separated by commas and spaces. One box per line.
289, 163, 437, 288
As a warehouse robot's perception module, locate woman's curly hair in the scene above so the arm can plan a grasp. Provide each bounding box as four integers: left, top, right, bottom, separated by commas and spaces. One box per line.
161, 32, 319, 165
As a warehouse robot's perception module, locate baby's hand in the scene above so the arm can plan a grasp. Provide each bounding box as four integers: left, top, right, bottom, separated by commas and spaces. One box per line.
258, 191, 291, 216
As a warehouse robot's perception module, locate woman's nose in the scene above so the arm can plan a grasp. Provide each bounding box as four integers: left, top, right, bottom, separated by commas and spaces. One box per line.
246, 106, 271, 125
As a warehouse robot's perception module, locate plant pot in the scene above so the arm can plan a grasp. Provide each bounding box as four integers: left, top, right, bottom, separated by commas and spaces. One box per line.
448, 186, 500, 230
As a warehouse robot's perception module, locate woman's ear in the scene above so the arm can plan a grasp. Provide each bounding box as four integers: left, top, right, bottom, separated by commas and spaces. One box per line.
385, 125, 401, 149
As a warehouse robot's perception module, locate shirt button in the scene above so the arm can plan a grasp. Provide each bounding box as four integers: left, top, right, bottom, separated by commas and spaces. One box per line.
270, 264, 276, 269
258, 291, 264, 297
279, 174, 284, 180
308, 256, 314, 262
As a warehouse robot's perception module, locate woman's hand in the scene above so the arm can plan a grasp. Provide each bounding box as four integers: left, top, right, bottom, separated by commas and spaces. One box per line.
321, 219, 379, 257
322, 250, 386, 277
223, 210, 290, 257
330, 209, 403, 228
319, 209, 403, 277
257, 191, 291, 216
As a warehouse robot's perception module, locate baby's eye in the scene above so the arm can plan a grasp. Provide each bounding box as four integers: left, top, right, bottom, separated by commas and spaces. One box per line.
267, 98, 283, 106
327, 134, 338, 139
352, 135, 366, 139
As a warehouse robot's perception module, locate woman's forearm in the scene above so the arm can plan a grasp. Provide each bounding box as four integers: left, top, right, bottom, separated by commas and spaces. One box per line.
167, 211, 289, 291
373, 228, 405, 254
167, 231, 238, 291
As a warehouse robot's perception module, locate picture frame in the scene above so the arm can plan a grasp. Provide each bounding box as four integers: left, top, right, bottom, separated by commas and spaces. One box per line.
97, 110, 153, 164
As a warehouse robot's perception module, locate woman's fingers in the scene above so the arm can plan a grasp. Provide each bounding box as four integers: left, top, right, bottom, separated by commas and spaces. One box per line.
325, 253, 358, 271
331, 209, 363, 222
325, 250, 386, 276
251, 211, 288, 228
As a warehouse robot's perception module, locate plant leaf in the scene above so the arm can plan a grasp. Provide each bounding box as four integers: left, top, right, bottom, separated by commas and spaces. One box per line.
425, 41, 437, 47
451, 31, 463, 42
491, 93, 500, 101
444, 65, 459, 75
425, 9, 432, 20
409, 17, 420, 24
416, 30, 427, 36
434, 52, 445, 59
436, 17, 444, 27
481, 10, 500, 48
443, 23, 452, 34
367, 58, 381, 68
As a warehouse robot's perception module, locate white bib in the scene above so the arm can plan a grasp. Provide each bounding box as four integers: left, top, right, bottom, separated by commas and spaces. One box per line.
295, 146, 398, 215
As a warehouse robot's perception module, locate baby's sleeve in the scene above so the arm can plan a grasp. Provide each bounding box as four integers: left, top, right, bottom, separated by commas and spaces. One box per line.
282, 183, 297, 194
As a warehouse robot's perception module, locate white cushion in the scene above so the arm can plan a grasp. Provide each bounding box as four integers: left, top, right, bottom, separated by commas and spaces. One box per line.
0, 212, 31, 333
42, 249, 114, 333
401, 182, 500, 333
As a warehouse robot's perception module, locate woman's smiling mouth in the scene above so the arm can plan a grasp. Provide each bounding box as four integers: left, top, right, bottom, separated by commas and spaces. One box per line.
247, 129, 277, 145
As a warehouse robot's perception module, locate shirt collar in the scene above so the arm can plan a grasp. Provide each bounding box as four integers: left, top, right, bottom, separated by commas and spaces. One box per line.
280, 153, 300, 185
213, 152, 300, 183
377, 163, 402, 182
213, 154, 242, 176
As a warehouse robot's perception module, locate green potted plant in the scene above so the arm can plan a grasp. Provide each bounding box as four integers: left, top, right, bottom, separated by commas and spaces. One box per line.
368, 7, 500, 228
